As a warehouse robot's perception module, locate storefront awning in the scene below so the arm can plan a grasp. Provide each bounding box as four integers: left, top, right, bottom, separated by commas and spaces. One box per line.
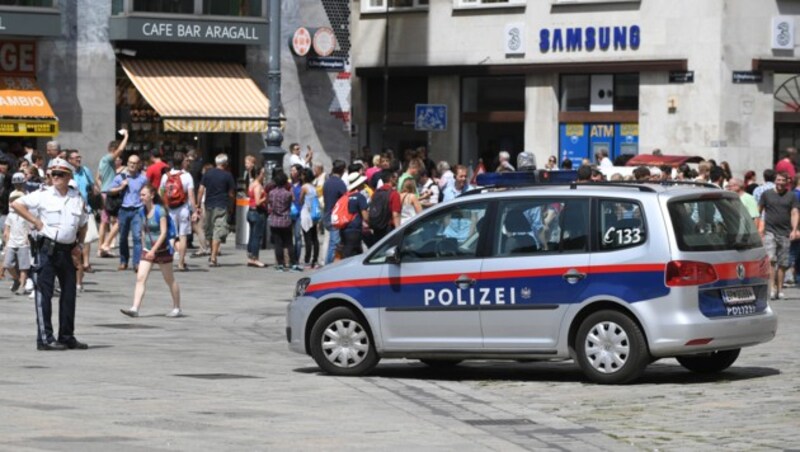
625, 154, 704, 167
119, 59, 269, 133
0, 77, 58, 136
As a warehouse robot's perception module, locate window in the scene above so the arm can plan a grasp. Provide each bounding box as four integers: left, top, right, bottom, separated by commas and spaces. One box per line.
0, 0, 54, 6
668, 197, 761, 252
397, 202, 488, 262
560, 73, 639, 112
203, 0, 261, 17
133, 0, 194, 14
462, 76, 525, 112
361, 0, 428, 13
560, 75, 590, 112
455, 0, 526, 9
492, 198, 589, 256
599, 200, 646, 251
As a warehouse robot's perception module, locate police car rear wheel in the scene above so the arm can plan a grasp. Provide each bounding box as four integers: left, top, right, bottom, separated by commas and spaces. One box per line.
676, 349, 740, 374
575, 311, 649, 384
310, 307, 378, 376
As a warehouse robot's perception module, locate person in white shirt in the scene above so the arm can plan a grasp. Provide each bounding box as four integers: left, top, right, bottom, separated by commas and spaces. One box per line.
159, 151, 197, 271
288, 142, 313, 169
596, 149, 614, 169
3, 190, 32, 294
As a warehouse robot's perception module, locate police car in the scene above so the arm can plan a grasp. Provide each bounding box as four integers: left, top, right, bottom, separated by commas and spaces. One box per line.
286, 179, 777, 384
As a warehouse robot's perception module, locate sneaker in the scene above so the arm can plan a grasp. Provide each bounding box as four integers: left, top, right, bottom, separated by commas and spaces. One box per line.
120, 308, 139, 318
24, 279, 33, 292
166, 308, 183, 318
778, 292, 786, 300
28, 291, 34, 299
290, 265, 303, 273
77, 284, 84, 293
274, 265, 285, 272
9, 279, 20, 292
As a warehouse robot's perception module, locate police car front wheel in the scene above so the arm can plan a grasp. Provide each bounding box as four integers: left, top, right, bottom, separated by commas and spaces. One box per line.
676, 349, 740, 374
575, 310, 650, 384
309, 307, 379, 376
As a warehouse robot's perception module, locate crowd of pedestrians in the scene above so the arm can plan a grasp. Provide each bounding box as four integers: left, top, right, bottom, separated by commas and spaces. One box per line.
3, 132, 800, 350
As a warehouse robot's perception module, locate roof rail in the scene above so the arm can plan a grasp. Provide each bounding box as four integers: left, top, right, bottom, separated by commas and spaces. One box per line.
654, 180, 719, 189
460, 181, 658, 197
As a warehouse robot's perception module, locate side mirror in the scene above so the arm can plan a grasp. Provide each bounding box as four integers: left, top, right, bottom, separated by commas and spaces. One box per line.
385, 246, 401, 264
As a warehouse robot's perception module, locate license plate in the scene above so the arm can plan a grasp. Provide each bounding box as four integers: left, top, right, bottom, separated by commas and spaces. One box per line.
726, 303, 757, 316
722, 287, 756, 305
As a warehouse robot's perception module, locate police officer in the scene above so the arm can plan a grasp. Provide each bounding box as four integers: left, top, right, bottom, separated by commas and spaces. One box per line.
12, 158, 88, 351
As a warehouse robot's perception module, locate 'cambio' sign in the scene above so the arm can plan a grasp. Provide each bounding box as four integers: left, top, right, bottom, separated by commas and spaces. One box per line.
539, 25, 641, 53
0, 41, 35, 75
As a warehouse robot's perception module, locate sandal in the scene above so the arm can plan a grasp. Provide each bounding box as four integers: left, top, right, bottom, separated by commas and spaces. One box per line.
209, 260, 219, 267
176, 264, 188, 271
83, 266, 95, 274
247, 262, 266, 268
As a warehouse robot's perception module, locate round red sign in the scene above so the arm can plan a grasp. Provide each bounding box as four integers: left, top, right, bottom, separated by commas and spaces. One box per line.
313, 27, 336, 57
292, 27, 312, 56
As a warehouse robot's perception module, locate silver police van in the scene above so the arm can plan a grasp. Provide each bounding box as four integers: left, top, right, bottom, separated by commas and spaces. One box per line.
286, 182, 777, 384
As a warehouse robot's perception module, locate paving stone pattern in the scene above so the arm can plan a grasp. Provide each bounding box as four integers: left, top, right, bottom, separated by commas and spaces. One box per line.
0, 243, 797, 450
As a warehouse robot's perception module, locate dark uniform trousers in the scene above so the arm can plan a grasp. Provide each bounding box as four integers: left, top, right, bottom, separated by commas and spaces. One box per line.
33, 243, 77, 345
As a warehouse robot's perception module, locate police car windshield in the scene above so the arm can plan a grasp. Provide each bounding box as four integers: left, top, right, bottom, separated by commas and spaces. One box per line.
668, 197, 761, 251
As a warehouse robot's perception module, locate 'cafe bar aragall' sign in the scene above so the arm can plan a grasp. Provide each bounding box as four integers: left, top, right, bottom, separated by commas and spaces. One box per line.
108, 17, 268, 45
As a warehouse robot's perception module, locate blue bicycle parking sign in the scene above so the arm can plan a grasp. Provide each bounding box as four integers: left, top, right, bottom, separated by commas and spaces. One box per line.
415, 104, 447, 131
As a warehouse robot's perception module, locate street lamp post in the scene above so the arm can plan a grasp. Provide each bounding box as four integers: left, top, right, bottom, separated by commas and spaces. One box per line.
262, 0, 284, 174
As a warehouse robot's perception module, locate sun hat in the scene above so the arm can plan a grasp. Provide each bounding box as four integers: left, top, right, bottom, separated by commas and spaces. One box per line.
347, 172, 367, 191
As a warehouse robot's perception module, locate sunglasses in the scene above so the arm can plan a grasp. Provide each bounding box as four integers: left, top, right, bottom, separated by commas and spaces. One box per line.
51, 171, 69, 178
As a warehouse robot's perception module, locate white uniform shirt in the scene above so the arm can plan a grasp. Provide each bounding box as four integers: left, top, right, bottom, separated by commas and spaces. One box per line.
19, 186, 88, 244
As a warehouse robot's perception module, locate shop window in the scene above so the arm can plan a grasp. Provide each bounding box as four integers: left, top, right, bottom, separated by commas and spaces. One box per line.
0, 0, 54, 6
462, 76, 524, 112
775, 74, 800, 113
454, 0, 525, 9
203, 0, 261, 17
559, 73, 638, 112
560, 75, 590, 112
614, 73, 639, 110
361, 0, 428, 14
133, 0, 194, 14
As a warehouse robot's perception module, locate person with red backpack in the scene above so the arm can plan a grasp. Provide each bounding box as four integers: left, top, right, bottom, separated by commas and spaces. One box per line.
337, 172, 369, 258
159, 151, 197, 271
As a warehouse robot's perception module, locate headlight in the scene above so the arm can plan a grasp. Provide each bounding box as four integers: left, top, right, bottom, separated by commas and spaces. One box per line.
294, 277, 311, 298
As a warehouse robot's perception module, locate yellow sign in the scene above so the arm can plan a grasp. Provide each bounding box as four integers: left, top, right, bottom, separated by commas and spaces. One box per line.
620, 123, 639, 136
0, 119, 58, 136
590, 124, 614, 138
565, 124, 584, 136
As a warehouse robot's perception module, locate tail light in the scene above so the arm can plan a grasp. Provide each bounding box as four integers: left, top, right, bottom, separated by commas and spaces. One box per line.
666, 260, 718, 287
757, 256, 771, 279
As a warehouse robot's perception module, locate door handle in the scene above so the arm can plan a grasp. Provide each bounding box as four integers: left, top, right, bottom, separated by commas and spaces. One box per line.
562, 269, 586, 284
454, 274, 476, 290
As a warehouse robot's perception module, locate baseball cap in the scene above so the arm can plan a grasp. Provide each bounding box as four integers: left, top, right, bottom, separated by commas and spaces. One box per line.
11, 172, 25, 184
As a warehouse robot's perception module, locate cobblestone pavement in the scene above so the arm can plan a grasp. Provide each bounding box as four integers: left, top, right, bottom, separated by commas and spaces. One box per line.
0, 243, 797, 451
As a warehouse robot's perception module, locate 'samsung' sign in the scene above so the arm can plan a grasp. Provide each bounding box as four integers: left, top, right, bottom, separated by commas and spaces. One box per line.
539, 25, 640, 52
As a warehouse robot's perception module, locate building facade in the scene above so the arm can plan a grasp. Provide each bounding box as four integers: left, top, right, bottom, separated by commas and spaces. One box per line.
0, 0, 351, 179
351, 0, 800, 176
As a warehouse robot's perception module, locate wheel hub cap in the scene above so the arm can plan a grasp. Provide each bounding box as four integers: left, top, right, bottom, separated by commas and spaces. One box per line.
321, 319, 369, 368
584, 321, 630, 374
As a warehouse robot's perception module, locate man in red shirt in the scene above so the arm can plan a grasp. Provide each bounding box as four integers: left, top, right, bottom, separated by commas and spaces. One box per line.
775, 147, 797, 181
370, 169, 401, 243
145, 148, 169, 188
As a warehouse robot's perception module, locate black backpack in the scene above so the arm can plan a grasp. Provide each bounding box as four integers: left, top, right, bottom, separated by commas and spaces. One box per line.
368, 189, 392, 230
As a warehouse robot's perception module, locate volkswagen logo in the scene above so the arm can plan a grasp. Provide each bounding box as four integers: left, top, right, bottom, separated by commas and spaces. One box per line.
736, 263, 746, 280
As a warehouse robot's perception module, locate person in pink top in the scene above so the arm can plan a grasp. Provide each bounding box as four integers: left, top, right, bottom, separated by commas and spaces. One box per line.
775, 147, 797, 181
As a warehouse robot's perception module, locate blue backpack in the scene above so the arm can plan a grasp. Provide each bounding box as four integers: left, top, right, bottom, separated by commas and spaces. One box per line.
142, 205, 177, 253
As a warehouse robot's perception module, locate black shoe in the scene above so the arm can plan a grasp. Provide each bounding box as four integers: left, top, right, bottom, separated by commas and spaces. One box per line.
10, 279, 20, 292
59, 339, 89, 350
37, 342, 68, 351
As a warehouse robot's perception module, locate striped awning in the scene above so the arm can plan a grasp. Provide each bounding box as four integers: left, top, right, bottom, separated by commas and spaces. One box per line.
119, 59, 269, 133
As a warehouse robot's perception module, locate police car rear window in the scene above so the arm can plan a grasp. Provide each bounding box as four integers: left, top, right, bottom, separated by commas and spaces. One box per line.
668, 197, 761, 251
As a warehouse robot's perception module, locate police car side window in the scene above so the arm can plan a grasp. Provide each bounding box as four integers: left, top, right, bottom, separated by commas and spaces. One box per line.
493, 198, 589, 256
400, 202, 488, 262
599, 199, 647, 250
